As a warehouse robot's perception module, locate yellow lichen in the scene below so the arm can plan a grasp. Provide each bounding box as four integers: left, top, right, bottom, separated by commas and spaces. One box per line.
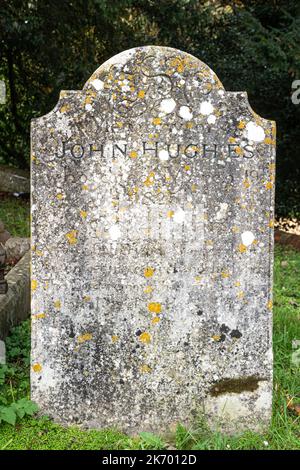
83, 295, 91, 302
228, 137, 236, 143
138, 90, 145, 98
269, 220, 274, 228
269, 163, 276, 172
265, 181, 273, 190
148, 302, 162, 314
54, 300, 61, 309
234, 146, 243, 155
152, 117, 162, 126
31, 280, 38, 292
65, 230, 78, 245
234, 281, 241, 287
264, 137, 275, 145
238, 243, 247, 253
237, 121, 246, 129
60, 104, 70, 113
166, 210, 174, 218
144, 173, 155, 187
140, 364, 151, 373
184, 165, 191, 171
82, 184, 89, 191
212, 335, 221, 342
144, 286, 153, 294
32, 313, 46, 319
151, 316, 160, 324
186, 121, 193, 129
139, 332, 151, 344
56, 193, 64, 200
84, 96, 93, 105
144, 267, 154, 278
111, 335, 119, 343
77, 333, 92, 344
32, 363, 42, 373
221, 271, 230, 279
129, 150, 138, 159
80, 210, 88, 219
267, 300, 273, 310
243, 179, 251, 189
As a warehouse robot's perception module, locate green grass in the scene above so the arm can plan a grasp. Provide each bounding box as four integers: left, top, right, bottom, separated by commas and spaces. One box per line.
0, 195, 30, 238
0, 246, 299, 450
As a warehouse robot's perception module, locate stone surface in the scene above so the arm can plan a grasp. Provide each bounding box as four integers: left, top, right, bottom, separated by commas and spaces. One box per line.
0, 251, 30, 340
0, 340, 5, 364
5, 237, 30, 263
0, 165, 30, 193
31, 46, 276, 434
0, 220, 11, 245
0, 230, 10, 244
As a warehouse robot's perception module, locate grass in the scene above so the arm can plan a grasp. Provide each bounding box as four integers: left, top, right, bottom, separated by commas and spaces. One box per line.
0, 245, 299, 450
0, 194, 30, 238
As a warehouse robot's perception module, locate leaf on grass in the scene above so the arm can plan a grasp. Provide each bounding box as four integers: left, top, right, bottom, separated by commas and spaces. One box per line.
139, 432, 165, 448
287, 396, 300, 416
14, 398, 38, 416
0, 407, 17, 425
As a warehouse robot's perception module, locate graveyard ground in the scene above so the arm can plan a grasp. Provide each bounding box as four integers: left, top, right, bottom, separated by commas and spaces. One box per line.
0, 198, 299, 450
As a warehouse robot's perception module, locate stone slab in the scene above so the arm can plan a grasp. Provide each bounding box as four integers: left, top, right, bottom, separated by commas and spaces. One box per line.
31, 46, 276, 434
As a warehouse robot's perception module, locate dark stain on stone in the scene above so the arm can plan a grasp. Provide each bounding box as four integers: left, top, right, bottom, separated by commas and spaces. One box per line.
197, 309, 203, 316
220, 323, 230, 333
219, 334, 226, 342
230, 329, 242, 338
210, 376, 261, 396
135, 329, 142, 336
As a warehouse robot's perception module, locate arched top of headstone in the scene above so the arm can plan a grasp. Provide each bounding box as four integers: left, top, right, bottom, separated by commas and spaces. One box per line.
36, 46, 273, 127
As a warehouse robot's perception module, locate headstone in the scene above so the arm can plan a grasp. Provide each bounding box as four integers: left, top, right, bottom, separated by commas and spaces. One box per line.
0, 165, 30, 194
31, 46, 276, 434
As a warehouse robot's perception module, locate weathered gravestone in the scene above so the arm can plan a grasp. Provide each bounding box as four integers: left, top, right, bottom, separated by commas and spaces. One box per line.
31, 46, 276, 433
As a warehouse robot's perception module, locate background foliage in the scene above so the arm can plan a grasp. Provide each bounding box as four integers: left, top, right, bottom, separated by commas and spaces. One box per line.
0, 0, 299, 216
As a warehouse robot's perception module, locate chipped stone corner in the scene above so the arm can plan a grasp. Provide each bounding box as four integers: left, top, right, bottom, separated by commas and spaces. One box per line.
204, 379, 273, 434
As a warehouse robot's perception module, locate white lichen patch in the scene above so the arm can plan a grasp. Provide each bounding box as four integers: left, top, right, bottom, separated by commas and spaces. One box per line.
160, 98, 176, 114
215, 203, 228, 221
179, 106, 193, 120
200, 101, 214, 115
246, 122, 265, 142
108, 224, 122, 240
241, 231, 255, 247
158, 149, 169, 161
173, 207, 185, 223
91, 79, 104, 91
207, 114, 216, 124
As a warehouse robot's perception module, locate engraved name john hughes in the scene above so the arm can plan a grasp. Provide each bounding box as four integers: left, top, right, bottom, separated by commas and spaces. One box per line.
56, 141, 255, 160
31, 46, 275, 435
